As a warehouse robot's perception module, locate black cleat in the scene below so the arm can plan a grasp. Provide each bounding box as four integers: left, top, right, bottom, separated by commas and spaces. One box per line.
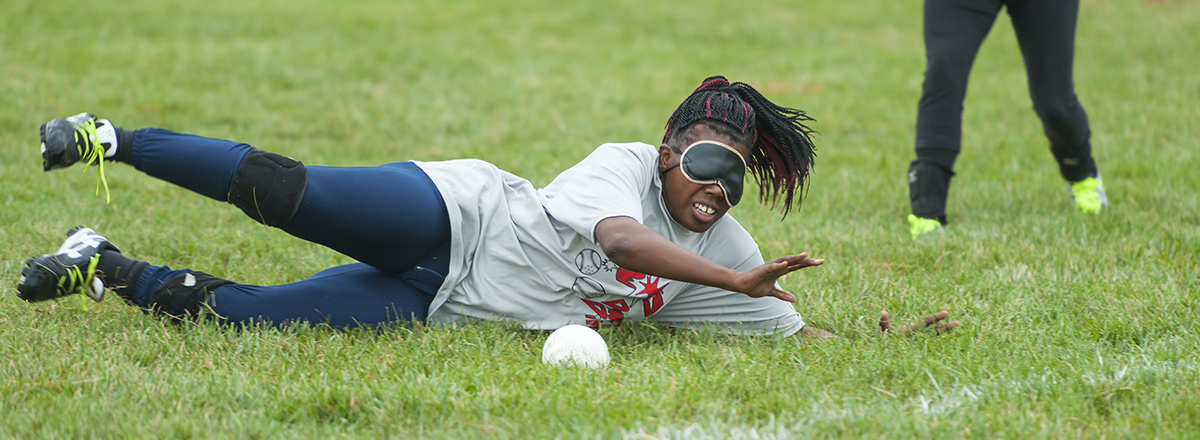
17, 226, 120, 303
40, 112, 119, 171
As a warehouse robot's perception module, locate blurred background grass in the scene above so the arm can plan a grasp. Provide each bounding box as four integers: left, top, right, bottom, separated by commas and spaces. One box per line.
1, 0, 1197, 438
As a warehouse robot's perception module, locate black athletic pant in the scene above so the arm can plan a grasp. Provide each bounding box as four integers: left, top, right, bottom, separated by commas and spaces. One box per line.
909, 0, 1095, 223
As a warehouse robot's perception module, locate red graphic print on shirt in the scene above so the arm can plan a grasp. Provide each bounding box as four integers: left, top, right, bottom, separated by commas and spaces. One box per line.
615, 268, 668, 317
576, 250, 671, 325
582, 298, 630, 326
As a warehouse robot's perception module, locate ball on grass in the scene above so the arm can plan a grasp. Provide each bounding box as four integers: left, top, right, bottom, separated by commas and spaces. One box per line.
542, 324, 610, 369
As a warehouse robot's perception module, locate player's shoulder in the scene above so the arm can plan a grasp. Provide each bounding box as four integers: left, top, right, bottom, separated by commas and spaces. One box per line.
701, 215, 762, 268
708, 213, 754, 243
569, 142, 659, 176
592, 142, 658, 160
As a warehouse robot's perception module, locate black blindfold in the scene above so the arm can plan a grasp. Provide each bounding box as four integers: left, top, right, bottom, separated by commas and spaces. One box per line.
667, 140, 747, 206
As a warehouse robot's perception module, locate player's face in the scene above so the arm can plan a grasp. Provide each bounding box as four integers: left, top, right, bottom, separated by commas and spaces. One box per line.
658, 132, 751, 233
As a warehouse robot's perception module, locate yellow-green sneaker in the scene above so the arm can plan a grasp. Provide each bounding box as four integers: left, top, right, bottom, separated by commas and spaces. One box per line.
908, 214, 944, 240
1069, 172, 1108, 214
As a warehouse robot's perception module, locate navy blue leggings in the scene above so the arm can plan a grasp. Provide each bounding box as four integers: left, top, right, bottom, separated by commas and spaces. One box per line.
126, 128, 451, 327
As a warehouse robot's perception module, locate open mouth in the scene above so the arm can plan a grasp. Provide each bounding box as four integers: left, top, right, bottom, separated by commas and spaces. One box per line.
692, 202, 718, 223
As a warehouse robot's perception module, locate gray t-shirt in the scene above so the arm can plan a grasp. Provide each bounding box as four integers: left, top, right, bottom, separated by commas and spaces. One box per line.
414, 142, 804, 336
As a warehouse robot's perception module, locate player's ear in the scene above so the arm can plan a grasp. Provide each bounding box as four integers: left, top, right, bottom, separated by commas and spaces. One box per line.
658, 144, 673, 172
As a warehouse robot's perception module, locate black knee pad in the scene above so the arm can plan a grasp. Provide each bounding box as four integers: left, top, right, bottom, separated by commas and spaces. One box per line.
907, 158, 954, 224
228, 148, 307, 227
148, 271, 235, 321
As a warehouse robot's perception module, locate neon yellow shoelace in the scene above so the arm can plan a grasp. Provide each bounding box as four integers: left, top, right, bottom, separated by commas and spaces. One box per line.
55, 253, 100, 312
73, 119, 111, 203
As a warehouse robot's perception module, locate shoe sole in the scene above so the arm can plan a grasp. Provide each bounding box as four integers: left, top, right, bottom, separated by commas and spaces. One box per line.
16, 257, 60, 302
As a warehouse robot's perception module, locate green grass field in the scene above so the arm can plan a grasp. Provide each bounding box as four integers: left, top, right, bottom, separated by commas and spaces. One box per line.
2, 0, 1198, 438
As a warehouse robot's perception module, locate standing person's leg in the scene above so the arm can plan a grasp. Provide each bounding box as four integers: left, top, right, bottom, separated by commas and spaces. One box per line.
1006, 0, 1106, 212
909, 0, 1004, 236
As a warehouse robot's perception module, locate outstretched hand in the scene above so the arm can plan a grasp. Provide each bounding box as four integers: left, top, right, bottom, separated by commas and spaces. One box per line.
734, 253, 823, 302
879, 310, 960, 336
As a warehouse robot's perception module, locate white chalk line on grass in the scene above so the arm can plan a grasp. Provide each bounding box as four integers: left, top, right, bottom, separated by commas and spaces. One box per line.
619, 355, 1198, 437
621, 411, 852, 440
1083, 353, 1198, 385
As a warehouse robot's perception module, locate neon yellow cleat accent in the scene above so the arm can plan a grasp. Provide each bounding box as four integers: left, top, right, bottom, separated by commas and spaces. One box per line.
1070, 176, 1107, 214
72, 117, 112, 203
908, 214, 944, 240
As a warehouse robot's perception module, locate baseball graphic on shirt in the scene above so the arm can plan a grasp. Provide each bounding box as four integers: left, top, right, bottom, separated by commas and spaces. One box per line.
572, 276, 606, 299
575, 249, 609, 275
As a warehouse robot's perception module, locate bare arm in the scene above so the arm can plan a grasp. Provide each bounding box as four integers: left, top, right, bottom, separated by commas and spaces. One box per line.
594, 216, 822, 302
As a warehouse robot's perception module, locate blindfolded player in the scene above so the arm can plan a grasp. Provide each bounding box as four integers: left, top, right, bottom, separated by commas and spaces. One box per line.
20, 76, 957, 338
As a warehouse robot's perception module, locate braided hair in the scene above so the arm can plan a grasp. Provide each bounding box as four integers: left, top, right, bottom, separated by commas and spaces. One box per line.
663, 76, 817, 216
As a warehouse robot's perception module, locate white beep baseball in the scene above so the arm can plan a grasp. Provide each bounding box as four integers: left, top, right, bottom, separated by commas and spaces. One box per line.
542, 324, 610, 369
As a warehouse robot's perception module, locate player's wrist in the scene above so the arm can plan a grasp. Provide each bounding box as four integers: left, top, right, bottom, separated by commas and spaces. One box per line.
720, 268, 746, 294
